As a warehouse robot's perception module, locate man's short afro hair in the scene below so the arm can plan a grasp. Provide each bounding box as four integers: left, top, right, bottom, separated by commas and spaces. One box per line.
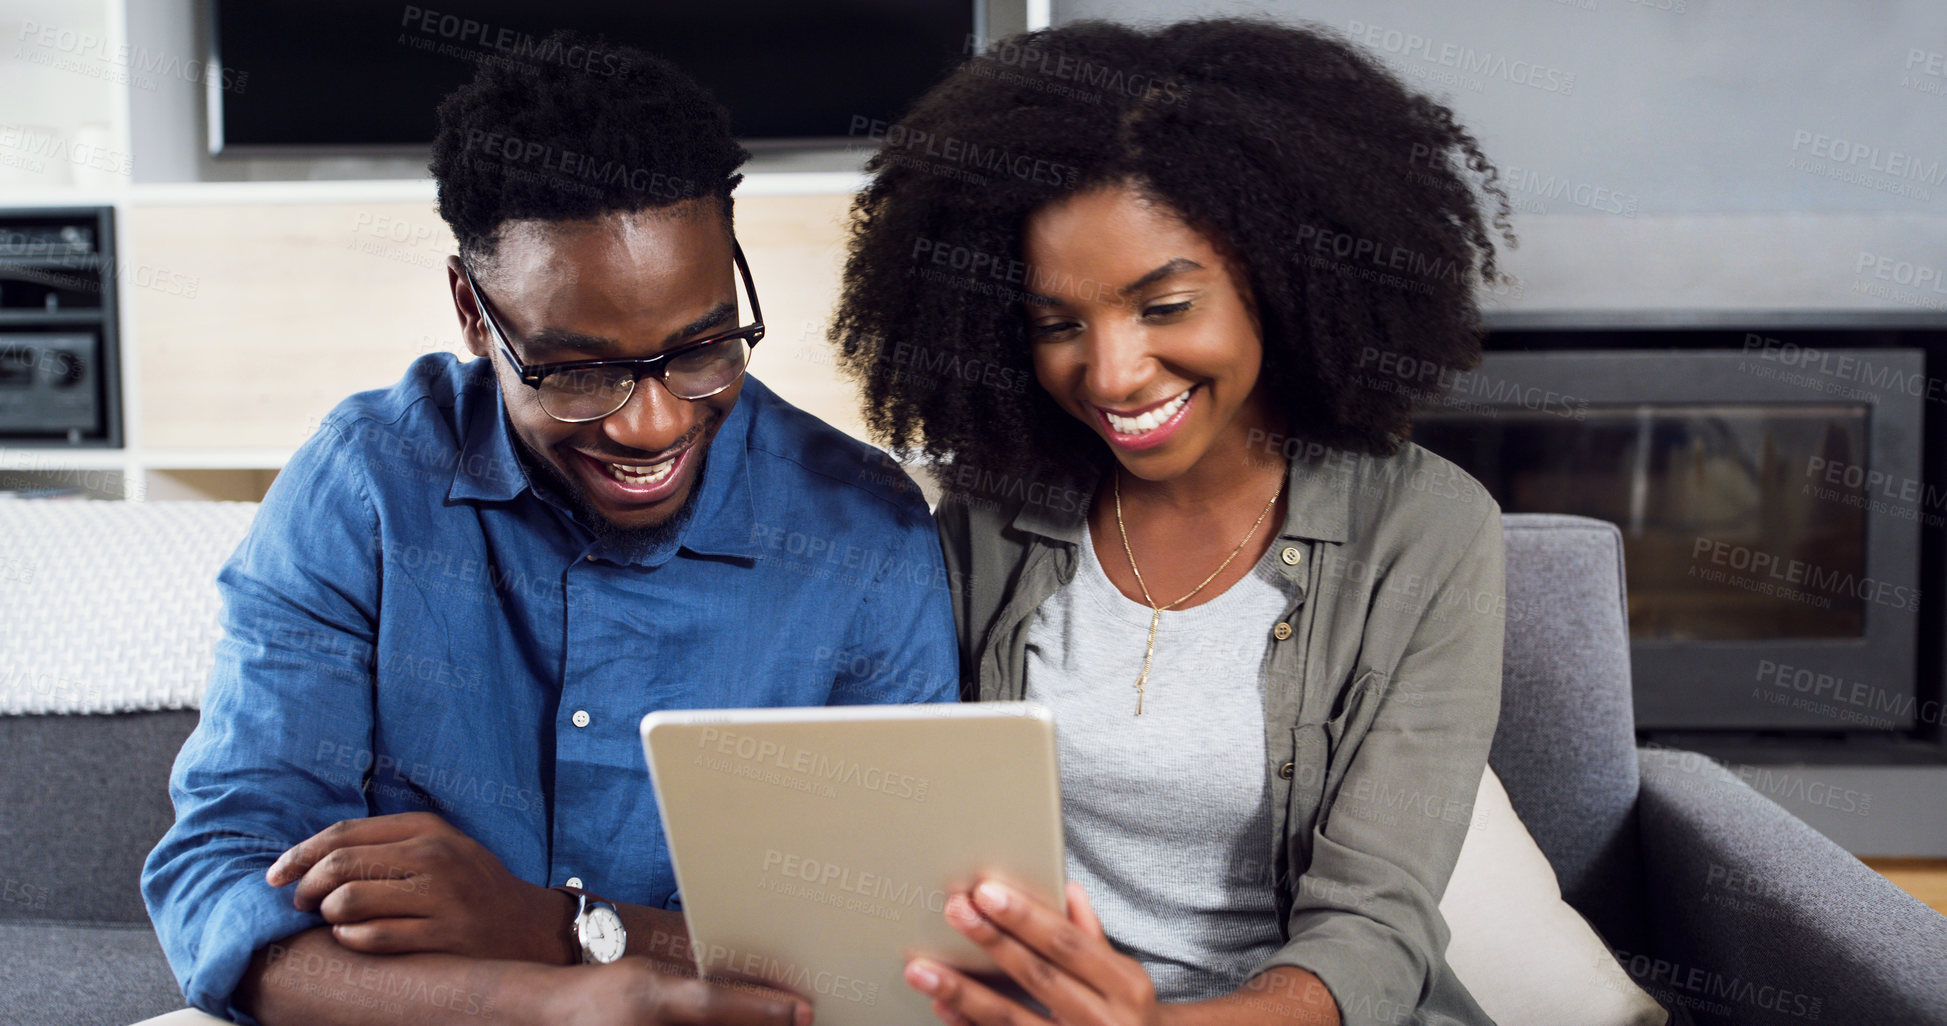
430, 30, 748, 270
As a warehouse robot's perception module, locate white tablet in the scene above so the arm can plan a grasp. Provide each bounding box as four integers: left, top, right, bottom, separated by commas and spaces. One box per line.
640, 701, 1065, 1026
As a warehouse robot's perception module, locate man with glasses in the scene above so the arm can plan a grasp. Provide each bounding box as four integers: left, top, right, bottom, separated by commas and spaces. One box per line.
143, 34, 956, 1026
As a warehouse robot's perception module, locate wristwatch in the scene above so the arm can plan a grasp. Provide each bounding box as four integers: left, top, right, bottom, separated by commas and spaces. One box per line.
562, 887, 627, 964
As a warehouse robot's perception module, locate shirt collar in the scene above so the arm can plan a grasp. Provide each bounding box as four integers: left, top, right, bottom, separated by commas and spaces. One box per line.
1006, 445, 1353, 546
447, 373, 533, 504
663, 378, 763, 563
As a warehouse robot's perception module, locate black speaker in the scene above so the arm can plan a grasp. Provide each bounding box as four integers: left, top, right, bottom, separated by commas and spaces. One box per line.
0, 207, 122, 446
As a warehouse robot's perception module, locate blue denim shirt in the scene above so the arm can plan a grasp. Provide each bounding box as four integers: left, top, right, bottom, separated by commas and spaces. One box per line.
142, 354, 959, 1021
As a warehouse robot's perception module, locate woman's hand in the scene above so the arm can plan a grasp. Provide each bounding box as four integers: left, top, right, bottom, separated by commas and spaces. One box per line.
905, 879, 1163, 1026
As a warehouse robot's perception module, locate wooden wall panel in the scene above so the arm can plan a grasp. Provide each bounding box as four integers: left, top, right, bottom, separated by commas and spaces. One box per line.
124, 192, 869, 452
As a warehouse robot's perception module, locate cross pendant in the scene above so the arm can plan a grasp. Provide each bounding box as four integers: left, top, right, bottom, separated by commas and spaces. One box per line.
1135, 606, 1160, 716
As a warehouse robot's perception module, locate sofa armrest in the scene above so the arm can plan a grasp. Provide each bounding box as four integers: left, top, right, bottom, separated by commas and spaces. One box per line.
1633, 746, 1947, 1024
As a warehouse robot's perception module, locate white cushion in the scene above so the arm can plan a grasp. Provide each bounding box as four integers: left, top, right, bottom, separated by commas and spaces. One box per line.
128, 1011, 228, 1026
1440, 767, 1668, 1026
0, 499, 258, 713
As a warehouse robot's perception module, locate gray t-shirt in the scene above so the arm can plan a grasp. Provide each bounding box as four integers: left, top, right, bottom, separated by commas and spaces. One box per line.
1023, 520, 1298, 1003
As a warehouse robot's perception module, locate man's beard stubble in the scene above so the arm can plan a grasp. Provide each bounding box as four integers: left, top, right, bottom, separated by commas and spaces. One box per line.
513, 431, 706, 552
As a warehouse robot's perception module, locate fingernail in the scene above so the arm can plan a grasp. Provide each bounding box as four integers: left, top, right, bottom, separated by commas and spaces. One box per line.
906, 959, 941, 993
975, 881, 1010, 913
945, 895, 981, 927
794, 1002, 813, 1026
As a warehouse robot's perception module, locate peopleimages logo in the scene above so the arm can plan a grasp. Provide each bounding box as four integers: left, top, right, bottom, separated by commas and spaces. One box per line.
1790, 130, 1947, 185
1740, 332, 1947, 403
1855, 251, 1947, 295
851, 117, 1079, 187
1611, 949, 1822, 1020
761, 848, 950, 916
1905, 48, 1947, 96
694, 942, 880, 1006
1497, 165, 1639, 217
399, 6, 630, 77
1785, 129, 1944, 200
695, 726, 931, 802
1755, 658, 1941, 728
463, 130, 689, 198
1346, 20, 1575, 94
14, 20, 248, 92
963, 35, 1187, 105
1690, 537, 1920, 613
0, 123, 133, 177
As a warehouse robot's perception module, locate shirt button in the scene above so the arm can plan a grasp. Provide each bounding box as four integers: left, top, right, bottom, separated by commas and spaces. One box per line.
1280, 546, 1303, 566
565, 876, 583, 890
1279, 762, 1295, 780
571, 709, 591, 728
1273, 622, 1294, 641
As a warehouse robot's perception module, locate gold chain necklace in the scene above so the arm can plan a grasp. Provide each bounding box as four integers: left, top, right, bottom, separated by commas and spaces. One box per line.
1113, 469, 1284, 715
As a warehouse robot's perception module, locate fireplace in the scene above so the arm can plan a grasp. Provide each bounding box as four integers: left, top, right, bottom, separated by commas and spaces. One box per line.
1408, 325, 1942, 738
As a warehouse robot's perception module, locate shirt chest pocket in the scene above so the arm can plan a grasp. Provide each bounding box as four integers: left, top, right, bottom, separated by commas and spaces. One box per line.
1283, 667, 1391, 875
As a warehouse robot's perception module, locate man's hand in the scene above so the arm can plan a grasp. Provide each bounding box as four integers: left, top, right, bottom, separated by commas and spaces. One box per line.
542, 959, 813, 1026
265, 811, 575, 964
240, 928, 814, 1026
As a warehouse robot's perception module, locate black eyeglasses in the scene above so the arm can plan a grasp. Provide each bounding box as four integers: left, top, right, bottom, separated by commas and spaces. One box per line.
463, 242, 766, 422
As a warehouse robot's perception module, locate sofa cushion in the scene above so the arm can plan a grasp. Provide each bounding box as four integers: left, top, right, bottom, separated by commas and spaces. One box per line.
0, 710, 199, 924
0, 500, 257, 715
1442, 766, 1668, 1026
0, 921, 183, 1025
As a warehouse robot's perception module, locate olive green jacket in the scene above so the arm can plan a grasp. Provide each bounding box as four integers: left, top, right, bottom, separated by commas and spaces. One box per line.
932, 442, 1504, 1026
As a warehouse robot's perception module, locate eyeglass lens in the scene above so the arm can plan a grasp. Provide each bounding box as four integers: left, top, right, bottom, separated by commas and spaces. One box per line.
538, 337, 752, 421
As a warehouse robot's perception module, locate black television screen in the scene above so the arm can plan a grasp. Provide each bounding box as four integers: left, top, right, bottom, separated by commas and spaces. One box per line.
211, 1, 976, 151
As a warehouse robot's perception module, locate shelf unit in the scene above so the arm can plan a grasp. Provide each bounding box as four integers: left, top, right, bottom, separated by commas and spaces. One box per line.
0, 172, 871, 501
0, 207, 123, 458
0, 0, 899, 502
1, 0, 889, 501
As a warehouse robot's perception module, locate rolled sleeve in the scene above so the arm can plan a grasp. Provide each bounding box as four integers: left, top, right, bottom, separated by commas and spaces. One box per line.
1257, 507, 1505, 1025
177, 874, 327, 1020
141, 421, 383, 1023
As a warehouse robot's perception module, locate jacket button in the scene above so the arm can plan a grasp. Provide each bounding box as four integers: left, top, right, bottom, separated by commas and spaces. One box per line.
1280, 546, 1302, 565
1278, 762, 1295, 780
1272, 621, 1293, 641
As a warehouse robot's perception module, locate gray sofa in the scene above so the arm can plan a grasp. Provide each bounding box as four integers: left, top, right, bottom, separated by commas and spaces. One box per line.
1492, 515, 1947, 1024
0, 504, 1941, 1025
0, 501, 254, 1026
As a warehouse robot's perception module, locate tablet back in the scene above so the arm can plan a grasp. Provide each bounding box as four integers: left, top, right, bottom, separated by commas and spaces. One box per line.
641, 701, 1065, 1026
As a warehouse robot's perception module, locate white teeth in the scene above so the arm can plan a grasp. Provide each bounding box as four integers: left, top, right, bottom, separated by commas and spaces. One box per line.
602, 455, 677, 485
1104, 389, 1191, 435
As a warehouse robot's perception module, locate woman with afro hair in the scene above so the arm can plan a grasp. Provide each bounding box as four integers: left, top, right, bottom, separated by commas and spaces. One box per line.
834, 17, 1517, 1026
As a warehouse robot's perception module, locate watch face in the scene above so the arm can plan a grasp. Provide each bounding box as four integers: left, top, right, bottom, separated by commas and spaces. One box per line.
583, 904, 626, 963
